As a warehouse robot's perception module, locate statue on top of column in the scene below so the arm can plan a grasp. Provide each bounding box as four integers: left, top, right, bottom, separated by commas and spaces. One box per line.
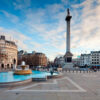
67, 8, 70, 15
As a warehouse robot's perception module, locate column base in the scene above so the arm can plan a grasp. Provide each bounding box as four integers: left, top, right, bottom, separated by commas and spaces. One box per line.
63, 63, 73, 69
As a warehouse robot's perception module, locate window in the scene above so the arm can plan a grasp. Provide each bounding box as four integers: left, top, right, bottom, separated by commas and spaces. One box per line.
97, 62, 99, 64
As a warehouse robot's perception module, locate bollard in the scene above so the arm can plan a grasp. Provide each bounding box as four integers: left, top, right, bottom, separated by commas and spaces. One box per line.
83, 70, 85, 73
69, 69, 70, 72
87, 70, 88, 73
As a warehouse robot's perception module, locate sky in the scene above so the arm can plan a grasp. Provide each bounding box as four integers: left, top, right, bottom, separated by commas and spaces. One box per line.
0, 0, 100, 60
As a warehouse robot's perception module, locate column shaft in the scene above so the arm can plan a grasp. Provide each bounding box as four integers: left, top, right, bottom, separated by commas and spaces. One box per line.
67, 20, 70, 52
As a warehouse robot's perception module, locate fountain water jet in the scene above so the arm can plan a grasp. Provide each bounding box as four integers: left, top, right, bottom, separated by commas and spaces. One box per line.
14, 61, 32, 75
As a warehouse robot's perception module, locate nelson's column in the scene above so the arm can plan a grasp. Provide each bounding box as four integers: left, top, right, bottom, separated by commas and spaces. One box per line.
63, 8, 73, 68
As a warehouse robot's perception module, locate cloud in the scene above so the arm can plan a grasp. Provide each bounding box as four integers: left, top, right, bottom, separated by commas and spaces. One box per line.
23, 3, 66, 51
1, 0, 100, 60
30, 41, 42, 51
0, 27, 31, 50
71, 0, 100, 55
0, 27, 47, 54
61, 0, 68, 4
0, 10, 19, 23
13, 0, 31, 10
45, 3, 64, 14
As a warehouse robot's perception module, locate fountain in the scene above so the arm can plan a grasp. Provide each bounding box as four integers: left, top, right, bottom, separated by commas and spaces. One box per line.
14, 61, 32, 75
0, 61, 59, 87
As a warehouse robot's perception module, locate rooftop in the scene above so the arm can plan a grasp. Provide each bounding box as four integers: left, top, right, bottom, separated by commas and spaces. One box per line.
0, 35, 17, 46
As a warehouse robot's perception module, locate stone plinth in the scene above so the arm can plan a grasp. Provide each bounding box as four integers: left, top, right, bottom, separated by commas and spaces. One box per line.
63, 63, 73, 69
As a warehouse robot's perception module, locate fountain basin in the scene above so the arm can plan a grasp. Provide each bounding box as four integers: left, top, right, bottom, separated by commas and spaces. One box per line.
0, 71, 59, 87
0, 79, 32, 87
14, 69, 32, 75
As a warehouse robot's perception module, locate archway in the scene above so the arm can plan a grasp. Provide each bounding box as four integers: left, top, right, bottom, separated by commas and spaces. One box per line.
1, 64, 4, 69
7, 64, 9, 69
13, 58, 16, 64
11, 64, 13, 69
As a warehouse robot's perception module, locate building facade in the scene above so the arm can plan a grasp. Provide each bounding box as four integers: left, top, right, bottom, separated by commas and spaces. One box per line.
90, 51, 100, 67
78, 51, 100, 68
0, 35, 17, 69
72, 58, 80, 67
18, 51, 47, 67
79, 54, 91, 67
54, 57, 65, 67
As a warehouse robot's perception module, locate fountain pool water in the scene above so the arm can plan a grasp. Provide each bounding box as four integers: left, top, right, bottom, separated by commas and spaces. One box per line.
0, 70, 58, 83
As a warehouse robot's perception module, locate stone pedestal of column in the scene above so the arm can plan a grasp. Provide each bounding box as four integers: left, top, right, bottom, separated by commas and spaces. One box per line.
63, 63, 73, 69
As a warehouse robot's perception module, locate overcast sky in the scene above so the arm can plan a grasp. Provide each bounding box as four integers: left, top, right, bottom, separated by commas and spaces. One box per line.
0, 0, 100, 60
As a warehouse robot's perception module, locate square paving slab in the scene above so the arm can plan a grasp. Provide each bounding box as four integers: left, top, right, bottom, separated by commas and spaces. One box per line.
0, 71, 100, 100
